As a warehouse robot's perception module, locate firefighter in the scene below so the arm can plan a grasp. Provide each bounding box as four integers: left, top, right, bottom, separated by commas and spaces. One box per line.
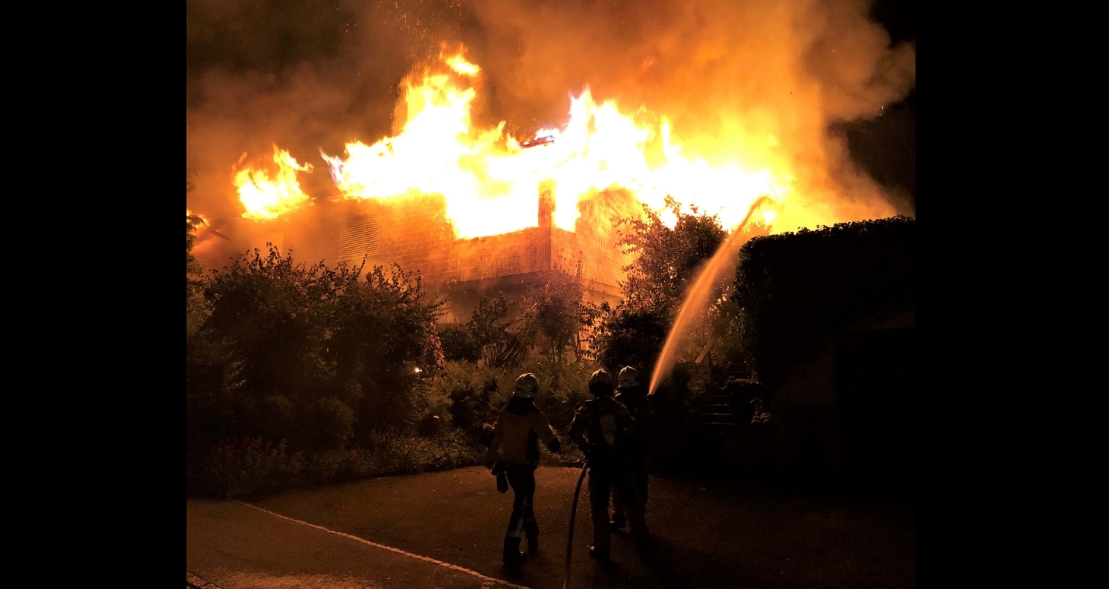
610, 366, 655, 532
484, 373, 562, 568
568, 369, 649, 562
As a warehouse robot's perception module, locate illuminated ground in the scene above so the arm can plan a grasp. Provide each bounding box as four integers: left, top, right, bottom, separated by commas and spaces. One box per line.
186, 466, 914, 589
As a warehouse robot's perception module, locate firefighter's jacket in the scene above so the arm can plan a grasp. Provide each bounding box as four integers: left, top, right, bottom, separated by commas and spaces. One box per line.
568, 396, 636, 467
486, 401, 560, 467
614, 387, 655, 459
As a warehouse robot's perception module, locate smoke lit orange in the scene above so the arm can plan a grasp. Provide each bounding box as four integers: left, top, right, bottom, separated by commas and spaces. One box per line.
241, 47, 797, 237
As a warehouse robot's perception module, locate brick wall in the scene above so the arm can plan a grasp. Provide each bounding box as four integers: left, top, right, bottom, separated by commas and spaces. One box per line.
332, 188, 627, 304
338, 195, 457, 285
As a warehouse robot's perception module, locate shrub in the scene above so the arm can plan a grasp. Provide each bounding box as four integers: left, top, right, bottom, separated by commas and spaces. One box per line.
189, 432, 486, 498
427, 359, 599, 448
733, 216, 915, 391
438, 323, 481, 363
188, 246, 446, 458
188, 437, 308, 498
588, 198, 728, 385
427, 361, 513, 445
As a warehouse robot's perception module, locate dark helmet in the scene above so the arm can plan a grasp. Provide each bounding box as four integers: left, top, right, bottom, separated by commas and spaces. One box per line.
617, 366, 640, 390
588, 369, 615, 397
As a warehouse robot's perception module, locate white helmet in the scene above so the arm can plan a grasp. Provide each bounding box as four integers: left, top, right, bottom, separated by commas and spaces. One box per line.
617, 366, 640, 389
513, 373, 539, 399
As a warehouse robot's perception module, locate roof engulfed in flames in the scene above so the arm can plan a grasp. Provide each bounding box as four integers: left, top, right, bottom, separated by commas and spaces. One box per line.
234, 146, 313, 220
234, 46, 791, 238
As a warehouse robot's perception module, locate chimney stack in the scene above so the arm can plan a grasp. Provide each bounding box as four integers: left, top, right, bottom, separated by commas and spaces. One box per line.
538, 180, 555, 271
538, 180, 555, 229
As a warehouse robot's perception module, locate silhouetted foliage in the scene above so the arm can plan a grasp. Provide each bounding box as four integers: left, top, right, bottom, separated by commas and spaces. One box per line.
590, 198, 726, 377
620, 197, 727, 317
733, 216, 916, 392
187, 167, 206, 336
466, 293, 529, 367
188, 245, 445, 456
588, 303, 669, 372
427, 359, 596, 450
187, 212, 208, 336
521, 261, 596, 364
438, 322, 481, 363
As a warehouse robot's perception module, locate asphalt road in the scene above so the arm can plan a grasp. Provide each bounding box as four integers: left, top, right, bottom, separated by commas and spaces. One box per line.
187, 466, 914, 589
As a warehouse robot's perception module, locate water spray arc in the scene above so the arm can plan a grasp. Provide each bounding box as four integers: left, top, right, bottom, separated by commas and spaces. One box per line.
647, 196, 772, 396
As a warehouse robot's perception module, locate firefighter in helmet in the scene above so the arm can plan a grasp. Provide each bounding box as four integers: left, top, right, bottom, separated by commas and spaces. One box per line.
568, 369, 649, 561
484, 373, 562, 568
610, 366, 655, 532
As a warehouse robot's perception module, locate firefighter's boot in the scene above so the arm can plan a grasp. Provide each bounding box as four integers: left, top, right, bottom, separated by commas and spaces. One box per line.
502, 537, 527, 568
524, 520, 540, 553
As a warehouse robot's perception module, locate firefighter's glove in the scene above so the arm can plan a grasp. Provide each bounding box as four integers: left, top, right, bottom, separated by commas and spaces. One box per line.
547, 438, 562, 453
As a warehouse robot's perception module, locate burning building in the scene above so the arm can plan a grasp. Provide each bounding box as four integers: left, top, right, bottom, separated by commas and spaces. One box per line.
191, 47, 792, 324
190, 30, 912, 325
198, 179, 629, 324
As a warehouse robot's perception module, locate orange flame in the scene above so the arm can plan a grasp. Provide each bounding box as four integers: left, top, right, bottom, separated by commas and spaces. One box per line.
234, 145, 313, 220
321, 48, 793, 238
207, 46, 810, 237
441, 43, 481, 77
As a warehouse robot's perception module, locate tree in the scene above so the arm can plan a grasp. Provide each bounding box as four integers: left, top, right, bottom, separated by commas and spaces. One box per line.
521, 261, 593, 364
187, 212, 207, 336
187, 166, 207, 335
590, 197, 726, 376
619, 196, 727, 318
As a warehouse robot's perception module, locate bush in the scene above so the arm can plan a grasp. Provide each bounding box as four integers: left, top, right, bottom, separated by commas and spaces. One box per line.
188, 437, 308, 498
188, 246, 445, 457
426, 359, 599, 447
438, 323, 481, 363
588, 303, 669, 381
588, 198, 728, 386
528, 358, 596, 431
733, 216, 915, 391
189, 433, 486, 498
427, 361, 513, 446
519, 262, 594, 364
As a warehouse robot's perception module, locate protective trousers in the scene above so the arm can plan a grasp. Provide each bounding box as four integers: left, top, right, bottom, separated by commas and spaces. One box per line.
611, 461, 649, 527
503, 463, 539, 561
588, 462, 647, 556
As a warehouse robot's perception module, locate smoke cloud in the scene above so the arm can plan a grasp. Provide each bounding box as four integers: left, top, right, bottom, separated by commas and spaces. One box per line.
187, 0, 914, 263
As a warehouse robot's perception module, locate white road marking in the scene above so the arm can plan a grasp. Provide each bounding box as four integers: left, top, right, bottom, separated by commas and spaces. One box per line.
236, 500, 531, 589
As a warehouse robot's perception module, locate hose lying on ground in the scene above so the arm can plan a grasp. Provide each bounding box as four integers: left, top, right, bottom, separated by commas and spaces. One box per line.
563, 461, 589, 589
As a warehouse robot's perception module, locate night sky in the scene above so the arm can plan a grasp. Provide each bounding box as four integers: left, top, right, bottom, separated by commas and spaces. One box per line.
840, 0, 915, 213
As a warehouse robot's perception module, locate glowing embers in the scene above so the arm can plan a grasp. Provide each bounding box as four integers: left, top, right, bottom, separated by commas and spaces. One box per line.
234, 146, 313, 220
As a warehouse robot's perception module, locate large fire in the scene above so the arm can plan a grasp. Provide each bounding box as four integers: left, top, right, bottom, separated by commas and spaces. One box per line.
234, 146, 314, 220
233, 47, 794, 237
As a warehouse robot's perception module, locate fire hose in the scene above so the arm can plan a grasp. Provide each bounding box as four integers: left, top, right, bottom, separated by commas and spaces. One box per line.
563, 459, 588, 589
